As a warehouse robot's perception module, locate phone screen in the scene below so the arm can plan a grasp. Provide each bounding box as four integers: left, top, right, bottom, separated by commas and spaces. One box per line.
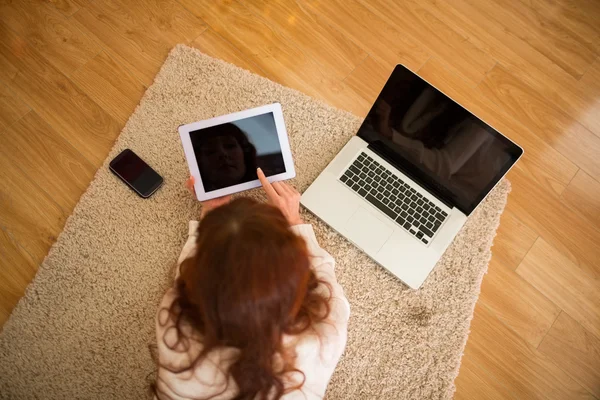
110, 149, 163, 197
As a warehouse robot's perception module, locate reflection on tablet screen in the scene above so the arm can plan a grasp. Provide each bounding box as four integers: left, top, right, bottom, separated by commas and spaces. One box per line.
190, 112, 286, 192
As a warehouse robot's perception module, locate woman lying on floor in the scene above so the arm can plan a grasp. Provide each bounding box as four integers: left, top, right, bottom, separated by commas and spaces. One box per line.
151, 168, 350, 400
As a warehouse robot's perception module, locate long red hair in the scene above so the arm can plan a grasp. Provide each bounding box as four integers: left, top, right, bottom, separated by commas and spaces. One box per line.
155, 198, 331, 399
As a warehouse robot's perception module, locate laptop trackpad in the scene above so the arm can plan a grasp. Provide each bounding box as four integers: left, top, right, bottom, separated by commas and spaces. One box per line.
344, 207, 393, 254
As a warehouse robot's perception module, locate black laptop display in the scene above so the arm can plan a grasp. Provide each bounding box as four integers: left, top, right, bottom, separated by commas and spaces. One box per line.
357, 65, 523, 215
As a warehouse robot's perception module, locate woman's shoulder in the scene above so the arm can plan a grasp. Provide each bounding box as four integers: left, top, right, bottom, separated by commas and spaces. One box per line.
285, 314, 349, 369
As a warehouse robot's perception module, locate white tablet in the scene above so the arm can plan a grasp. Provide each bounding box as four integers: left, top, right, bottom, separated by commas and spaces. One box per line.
179, 103, 296, 201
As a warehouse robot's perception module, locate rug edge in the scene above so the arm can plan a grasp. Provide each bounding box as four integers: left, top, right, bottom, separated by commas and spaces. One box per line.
444, 179, 511, 398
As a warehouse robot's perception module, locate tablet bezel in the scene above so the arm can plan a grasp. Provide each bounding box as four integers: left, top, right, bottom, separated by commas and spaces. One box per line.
179, 103, 296, 201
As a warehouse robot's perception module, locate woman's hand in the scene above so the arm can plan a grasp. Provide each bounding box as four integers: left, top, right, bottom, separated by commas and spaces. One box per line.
185, 176, 231, 218
257, 168, 303, 226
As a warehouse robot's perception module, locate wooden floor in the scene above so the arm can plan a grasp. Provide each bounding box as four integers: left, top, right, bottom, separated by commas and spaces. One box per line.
0, 0, 599, 398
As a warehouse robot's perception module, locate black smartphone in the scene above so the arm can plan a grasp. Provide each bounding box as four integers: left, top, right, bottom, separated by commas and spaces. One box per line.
109, 149, 163, 198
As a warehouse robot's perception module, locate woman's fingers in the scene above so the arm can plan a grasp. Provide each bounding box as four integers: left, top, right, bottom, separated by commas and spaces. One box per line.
279, 182, 297, 197
185, 176, 195, 195
186, 176, 195, 187
257, 168, 300, 202
257, 168, 278, 199
271, 181, 286, 196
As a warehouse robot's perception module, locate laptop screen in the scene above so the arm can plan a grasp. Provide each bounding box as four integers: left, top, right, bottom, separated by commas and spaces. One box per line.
357, 65, 522, 215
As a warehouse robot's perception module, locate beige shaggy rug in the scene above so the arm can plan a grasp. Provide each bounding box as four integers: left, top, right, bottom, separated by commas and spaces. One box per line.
0, 45, 509, 399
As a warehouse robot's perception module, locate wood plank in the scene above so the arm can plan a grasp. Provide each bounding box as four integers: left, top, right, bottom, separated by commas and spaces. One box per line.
71, 51, 146, 126
479, 257, 561, 348
178, 0, 370, 116
298, 0, 430, 71
518, 0, 600, 55
191, 28, 268, 77
492, 210, 539, 270
124, 0, 207, 45
343, 55, 391, 111
0, 51, 18, 83
560, 170, 600, 229
455, 303, 594, 399
418, 58, 578, 195
507, 164, 600, 279
0, 151, 65, 265
0, 112, 96, 213
244, 0, 368, 80
420, 0, 576, 86
539, 312, 600, 397
0, 0, 100, 76
516, 238, 600, 340
72, 0, 205, 87
0, 82, 29, 132
71, 0, 171, 86
463, 0, 596, 79
454, 362, 498, 400
45, 0, 89, 17
579, 59, 600, 94
0, 21, 120, 168
537, 0, 600, 38
419, 0, 600, 138
577, 58, 600, 138
355, 0, 497, 86
0, 229, 37, 327
480, 64, 600, 179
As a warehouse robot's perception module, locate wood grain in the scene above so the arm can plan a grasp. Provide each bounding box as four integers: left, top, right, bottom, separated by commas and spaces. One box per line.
479, 258, 561, 348
517, 238, 600, 340
45, 0, 89, 17
71, 51, 147, 126
420, 0, 576, 86
179, 0, 370, 116
244, 0, 368, 81
0, 82, 29, 132
538, 312, 600, 397
355, 0, 497, 86
480, 65, 600, 179
507, 163, 600, 278
191, 28, 267, 78
0, 112, 96, 213
0, 0, 100, 76
299, 0, 430, 71
463, 0, 597, 79
579, 59, 600, 100
419, 0, 600, 138
0, 147, 65, 265
0, 229, 38, 327
125, 0, 207, 45
519, 0, 600, 55
561, 169, 600, 228
343, 55, 391, 113
577, 58, 600, 138
492, 210, 539, 270
0, 52, 18, 84
72, 0, 206, 87
0, 21, 120, 168
455, 303, 594, 400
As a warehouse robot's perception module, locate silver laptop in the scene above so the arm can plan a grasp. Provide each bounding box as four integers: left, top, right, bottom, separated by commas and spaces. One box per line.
301, 65, 523, 289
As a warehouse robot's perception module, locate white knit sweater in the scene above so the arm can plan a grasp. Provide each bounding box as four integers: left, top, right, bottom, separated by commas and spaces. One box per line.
154, 222, 350, 400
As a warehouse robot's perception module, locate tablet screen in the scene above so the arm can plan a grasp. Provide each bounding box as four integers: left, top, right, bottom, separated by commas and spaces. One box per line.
190, 112, 286, 192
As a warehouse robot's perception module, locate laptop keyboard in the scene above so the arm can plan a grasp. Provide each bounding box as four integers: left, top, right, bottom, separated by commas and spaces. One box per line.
339, 152, 448, 245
